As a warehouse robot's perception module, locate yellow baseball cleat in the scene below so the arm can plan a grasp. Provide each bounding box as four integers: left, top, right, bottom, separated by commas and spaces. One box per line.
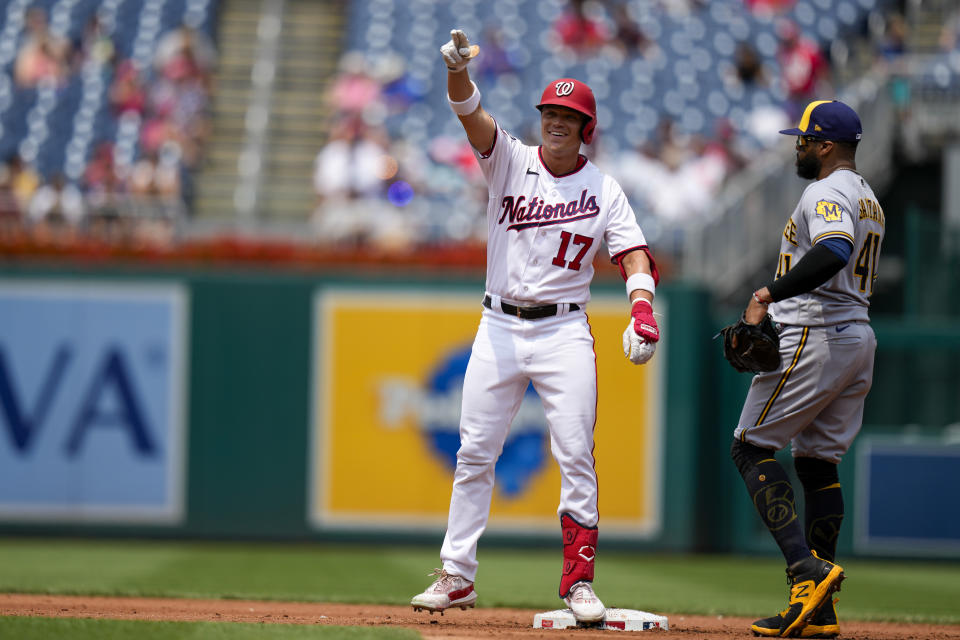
777, 552, 844, 637
752, 597, 839, 638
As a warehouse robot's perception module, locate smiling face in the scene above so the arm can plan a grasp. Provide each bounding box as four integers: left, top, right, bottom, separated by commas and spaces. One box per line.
539, 105, 587, 157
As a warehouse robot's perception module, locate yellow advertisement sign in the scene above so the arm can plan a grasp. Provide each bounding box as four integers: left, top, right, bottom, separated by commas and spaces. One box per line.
309, 289, 663, 537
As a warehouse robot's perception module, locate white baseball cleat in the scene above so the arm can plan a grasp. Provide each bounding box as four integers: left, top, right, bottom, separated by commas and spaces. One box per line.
563, 581, 605, 623
411, 569, 478, 614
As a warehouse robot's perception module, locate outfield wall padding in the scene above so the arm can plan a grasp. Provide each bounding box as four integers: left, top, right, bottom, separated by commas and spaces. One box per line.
0, 266, 956, 558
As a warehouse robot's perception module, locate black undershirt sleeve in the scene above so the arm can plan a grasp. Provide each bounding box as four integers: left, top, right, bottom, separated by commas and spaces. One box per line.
765, 243, 848, 303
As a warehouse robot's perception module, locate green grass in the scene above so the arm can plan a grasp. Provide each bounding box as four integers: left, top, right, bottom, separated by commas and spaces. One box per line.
0, 617, 421, 639
0, 539, 958, 625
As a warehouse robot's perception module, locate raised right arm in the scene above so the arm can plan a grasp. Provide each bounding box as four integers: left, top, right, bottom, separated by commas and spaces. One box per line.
442, 29, 496, 153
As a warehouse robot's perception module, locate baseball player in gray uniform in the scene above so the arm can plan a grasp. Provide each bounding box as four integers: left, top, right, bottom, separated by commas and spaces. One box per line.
410, 29, 661, 624
729, 100, 884, 638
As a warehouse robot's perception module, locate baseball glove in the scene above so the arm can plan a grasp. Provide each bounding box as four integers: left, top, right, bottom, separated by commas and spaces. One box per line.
719, 314, 781, 373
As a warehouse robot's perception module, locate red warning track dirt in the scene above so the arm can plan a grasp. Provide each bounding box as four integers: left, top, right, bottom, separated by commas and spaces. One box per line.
2, 594, 959, 639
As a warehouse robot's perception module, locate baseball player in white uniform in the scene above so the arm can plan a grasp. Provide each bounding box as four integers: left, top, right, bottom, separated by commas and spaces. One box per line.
728, 100, 884, 638
411, 29, 660, 624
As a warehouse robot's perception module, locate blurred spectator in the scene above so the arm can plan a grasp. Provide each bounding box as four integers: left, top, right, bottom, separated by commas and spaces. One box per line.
0, 163, 22, 237
379, 138, 428, 248
711, 118, 750, 174
609, 4, 656, 58
552, 0, 611, 56
605, 141, 657, 213
0, 7, 223, 249
730, 41, 769, 89
73, 15, 116, 70
428, 136, 483, 187
673, 134, 730, 217
328, 52, 383, 125
742, 103, 793, 149
311, 118, 422, 250
145, 51, 210, 165
28, 173, 86, 228
877, 12, 909, 61
313, 119, 387, 202
724, 41, 790, 149
109, 60, 148, 116
940, 10, 960, 52
14, 7, 71, 88
83, 142, 130, 242
375, 55, 427, 114
151, 25, 216, 209
140, 111, 191, 168
84, 143, 117, 192
0, 0, 906, 255
8, 153, 40, 213
128, 145, 186, 227
138, 41, 212, 214
154, 24, 217, 80
425, 134, 486, 241
608, 119, 729, 228
651, 118, 691, 174
312, 119, 392, 244
472, 25, 523, 83
776, 19, 830, 120
743, 0, 795, 17
83, 142, 124, 215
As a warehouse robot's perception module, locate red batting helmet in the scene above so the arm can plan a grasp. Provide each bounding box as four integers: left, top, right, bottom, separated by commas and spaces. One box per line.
536, 78, 597, 144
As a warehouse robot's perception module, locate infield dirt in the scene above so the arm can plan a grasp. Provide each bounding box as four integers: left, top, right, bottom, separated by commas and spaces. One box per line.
2, 594, 959, 639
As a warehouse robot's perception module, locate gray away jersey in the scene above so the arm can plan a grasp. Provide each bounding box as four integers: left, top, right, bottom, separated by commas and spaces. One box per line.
770, 169, 885, 326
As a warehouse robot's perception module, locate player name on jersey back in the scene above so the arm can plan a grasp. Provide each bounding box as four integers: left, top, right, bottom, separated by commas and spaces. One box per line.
771, 169, 885, 327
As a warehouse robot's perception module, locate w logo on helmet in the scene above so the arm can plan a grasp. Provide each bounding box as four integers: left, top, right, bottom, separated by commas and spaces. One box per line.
554, 81, 575, 97
537, 78, 597, 144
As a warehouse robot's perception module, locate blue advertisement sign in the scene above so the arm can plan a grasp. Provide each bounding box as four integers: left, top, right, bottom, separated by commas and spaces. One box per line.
0, 282, 188, 524
855, 438, 960, 556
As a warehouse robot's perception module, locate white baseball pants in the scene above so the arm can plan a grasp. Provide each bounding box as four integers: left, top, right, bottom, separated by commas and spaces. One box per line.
440, 307, 599, 582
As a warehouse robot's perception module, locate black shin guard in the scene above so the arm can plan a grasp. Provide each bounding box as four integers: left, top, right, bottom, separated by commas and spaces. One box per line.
731, 439, 809, 565
795, 456, 843, 562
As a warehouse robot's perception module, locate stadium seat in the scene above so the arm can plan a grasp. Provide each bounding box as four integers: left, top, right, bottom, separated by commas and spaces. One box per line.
0, 0, 218, 182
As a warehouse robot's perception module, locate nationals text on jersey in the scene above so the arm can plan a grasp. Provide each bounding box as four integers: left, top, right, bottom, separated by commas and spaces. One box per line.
499, 189, 600, 230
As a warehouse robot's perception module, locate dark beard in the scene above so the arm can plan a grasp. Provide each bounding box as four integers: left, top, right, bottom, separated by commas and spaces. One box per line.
796, 152, 820, 180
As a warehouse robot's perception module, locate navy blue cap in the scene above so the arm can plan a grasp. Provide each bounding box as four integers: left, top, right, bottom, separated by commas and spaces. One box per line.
779, 100, 862, 142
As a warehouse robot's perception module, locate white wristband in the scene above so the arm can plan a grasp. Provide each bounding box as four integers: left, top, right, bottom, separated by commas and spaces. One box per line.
626, 272, 655, 298
448, 82, 481, 116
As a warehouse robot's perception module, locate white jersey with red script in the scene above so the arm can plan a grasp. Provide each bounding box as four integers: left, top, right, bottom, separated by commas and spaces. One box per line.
477, 124, 648, 305
437, 122, 652, 584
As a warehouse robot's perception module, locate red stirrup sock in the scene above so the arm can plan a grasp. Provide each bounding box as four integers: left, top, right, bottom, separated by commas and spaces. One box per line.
559, 513, 598, 598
